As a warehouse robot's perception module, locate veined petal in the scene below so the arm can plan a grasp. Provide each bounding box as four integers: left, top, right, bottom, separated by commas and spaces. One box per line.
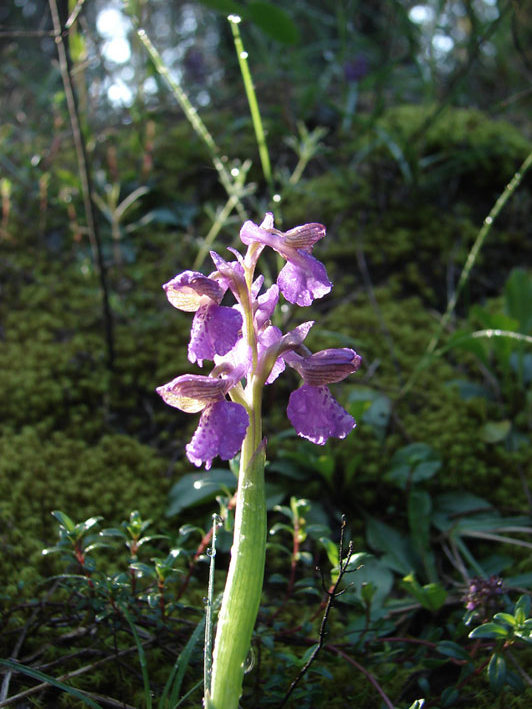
186, 400, 249, 470
163, 271, 224, 311
156, 374, 226, 413
257, 321, 312, 386
283, 223, 326, 251
189, 304, 242, 366
277, 252, 332, 306
278, 321, 314, 351
289, 348, 362, 386
257, 325, 285, 384
210, 251, 246, 300
214, 338, 253, 384
287, 384, 355, 445
255, 284, 279, 330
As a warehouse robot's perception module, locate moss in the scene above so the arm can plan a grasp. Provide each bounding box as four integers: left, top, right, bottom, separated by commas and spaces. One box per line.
0, 428, 170, 596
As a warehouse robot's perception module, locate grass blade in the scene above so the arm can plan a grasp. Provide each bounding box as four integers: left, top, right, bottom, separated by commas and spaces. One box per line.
0, 659, 105, 709
120, 607, 152, 709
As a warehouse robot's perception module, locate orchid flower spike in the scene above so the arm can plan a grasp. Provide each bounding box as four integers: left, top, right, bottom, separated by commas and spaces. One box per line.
157, 215, 361, 470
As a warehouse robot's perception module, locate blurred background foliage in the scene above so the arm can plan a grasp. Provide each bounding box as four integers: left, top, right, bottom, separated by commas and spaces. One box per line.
1, 0, 532, 706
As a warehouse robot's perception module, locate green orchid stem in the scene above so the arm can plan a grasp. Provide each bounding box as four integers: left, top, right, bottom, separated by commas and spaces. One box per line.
208, 379, 266, 709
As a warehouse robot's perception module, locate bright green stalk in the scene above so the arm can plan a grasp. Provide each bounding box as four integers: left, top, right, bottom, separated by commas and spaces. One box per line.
207, 385, 266, 709
207, 251, 267, 709
401, 148, 532, 397
228, 16, 273, 196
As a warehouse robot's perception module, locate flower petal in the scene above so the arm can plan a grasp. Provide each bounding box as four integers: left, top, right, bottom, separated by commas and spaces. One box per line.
163, 271, 224, 311
277, 252, 332, 306
287, 384, 355, 445
255, 284, 279, 330
189, 304, 242, 366
258, 325, 285, 384
186, 400, 249, 469
283, 223, 326, 252
156, 374, 226, 413
289, 348, 362, 386
209, 251, 246, 300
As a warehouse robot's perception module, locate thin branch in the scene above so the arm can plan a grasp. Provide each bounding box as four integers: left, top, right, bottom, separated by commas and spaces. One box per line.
48, 0, 115, 370
277, 516, 355, 708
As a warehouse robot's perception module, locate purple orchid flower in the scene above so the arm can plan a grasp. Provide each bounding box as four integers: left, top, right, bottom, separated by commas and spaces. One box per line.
156, 370, 249, 470
163, 270, 242, 366
239, 214, 332, 307
158, 215, 361, 470
285, 348, 362, 444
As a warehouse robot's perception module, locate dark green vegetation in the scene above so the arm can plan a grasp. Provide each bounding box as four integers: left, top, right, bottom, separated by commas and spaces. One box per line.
1, 0, 532, 707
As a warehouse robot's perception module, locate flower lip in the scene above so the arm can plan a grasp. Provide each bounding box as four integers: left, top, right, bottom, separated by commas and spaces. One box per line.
287, 384, 355, 445
289, 348, 362, 386
163, 271, 224, 312
186, 400, 249, 469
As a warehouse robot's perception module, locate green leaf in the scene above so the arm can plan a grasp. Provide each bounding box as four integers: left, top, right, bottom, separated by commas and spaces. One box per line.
299, 643, 319, 666
402, 575, 447, 612
493, 612, 517, 627
469, 622, 510, 639
129, 562, 155, 578
488, 652, 506, 695
436, 640, 471, 661
446, 379, 495, 401
244, 2, 300, 44
514, 594, 531, 622
366, 517, 418, 575
362, 395, 391, 436
420, 583, 447, 612
348, 557, 394, 608
432, 492, 492, 532
319, 537, 339, 569
505, 268, 532, 333
444, 329, 489, 362
408, 490, 432, 554
51, 510, 76, 533
440, 686, 459, 706
480, 420, 511, 443
166, 469, 237, 517
386, 443, 441, 489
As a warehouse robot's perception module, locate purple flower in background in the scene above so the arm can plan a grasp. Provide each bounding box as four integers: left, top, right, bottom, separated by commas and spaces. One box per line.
343, 54, 369, 83
163, 270, 242, 366
286, 348, 362, 444
156, 371, 249, 470
240, 214, 332, 307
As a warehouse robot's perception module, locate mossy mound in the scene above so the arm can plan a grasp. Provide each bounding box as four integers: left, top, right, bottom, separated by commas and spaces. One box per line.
0, 428, 170, 597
